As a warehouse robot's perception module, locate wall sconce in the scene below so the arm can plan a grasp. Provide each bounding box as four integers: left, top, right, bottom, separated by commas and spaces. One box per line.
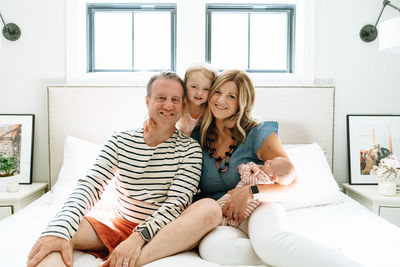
360, 0, 400, 52
0, 11, 21, 41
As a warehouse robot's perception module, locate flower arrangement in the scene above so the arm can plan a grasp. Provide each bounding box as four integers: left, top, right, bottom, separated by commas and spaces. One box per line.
370, 155, 400, 181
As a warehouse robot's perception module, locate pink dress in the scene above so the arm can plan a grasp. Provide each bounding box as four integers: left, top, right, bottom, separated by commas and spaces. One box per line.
178, 113, 202, 136
217, 162, 274, 227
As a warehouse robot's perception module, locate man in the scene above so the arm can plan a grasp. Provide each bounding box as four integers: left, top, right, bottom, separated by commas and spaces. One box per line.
27, 72, 221, 267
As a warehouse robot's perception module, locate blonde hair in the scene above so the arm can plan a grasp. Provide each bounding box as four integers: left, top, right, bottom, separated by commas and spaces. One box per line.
179, 64, 218, 134
182, 63, 217, 111
200, 69, 257, 148
184, 63, 218, 85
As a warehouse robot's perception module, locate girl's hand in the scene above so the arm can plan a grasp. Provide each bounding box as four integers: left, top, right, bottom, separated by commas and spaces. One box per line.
221, 186, 252, 222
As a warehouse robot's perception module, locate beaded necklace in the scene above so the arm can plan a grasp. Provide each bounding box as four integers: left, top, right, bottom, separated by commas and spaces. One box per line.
207, 133, 237, 172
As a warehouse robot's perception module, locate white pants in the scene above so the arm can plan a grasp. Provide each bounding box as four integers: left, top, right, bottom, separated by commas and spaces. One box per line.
199, 202, 363, 267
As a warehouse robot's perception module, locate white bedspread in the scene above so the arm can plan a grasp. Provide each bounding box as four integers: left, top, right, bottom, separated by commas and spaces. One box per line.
0, 192, 399, 267
288, 195, 400, 267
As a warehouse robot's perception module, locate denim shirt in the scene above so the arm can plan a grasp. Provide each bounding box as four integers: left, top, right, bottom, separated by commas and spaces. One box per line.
192, 121, 278, 200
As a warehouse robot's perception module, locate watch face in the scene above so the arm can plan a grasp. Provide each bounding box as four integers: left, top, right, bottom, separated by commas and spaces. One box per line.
141, 228, 151, 242
251, 185, 259, 194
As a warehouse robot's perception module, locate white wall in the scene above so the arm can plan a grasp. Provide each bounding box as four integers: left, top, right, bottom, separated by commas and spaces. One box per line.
314, 0, 400, 183
0, 0, 399, 185
0, 0, 66, 183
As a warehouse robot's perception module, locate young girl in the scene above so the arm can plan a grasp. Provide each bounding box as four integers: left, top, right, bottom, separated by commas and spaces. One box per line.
178, 64, 217, 136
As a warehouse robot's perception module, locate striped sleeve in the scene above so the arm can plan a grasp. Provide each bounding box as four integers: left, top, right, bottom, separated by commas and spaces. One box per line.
41, 134, 119, 241
134, 139, 202, 240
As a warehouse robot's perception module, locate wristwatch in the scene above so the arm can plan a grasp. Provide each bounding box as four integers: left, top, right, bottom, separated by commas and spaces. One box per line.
138, 227, 151, 243
250, 185, 259, 199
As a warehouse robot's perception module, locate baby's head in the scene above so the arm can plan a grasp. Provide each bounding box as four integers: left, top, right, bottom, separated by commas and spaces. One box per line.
184, 63, 217, 106
261, 157, 296, 186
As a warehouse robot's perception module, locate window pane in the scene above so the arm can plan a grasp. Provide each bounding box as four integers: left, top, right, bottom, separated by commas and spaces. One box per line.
211, 13, 248, 70
134, 12, 171, 70
250, 13, 287, 70
94, 12, 132, 70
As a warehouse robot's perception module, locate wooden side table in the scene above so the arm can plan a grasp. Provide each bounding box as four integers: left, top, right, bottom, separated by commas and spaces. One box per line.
342, 183, 400, 227
0, 183, 47, 220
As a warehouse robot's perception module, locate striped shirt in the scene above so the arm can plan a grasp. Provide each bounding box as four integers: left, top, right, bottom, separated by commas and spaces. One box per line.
42, 129, 202, 241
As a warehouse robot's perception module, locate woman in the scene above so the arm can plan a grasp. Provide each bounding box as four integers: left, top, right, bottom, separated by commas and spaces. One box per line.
193, 69, 290, 211
192, 70, 360, 267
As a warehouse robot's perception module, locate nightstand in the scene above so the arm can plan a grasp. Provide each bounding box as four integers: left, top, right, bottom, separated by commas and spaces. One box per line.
342, 183, 400, 227
0, 183, 48, 220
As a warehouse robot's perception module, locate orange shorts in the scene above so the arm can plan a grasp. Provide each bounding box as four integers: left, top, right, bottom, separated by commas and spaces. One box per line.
84, 213, 139, 260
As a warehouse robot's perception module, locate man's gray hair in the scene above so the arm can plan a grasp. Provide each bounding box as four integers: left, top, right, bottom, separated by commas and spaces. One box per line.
146, 71, 185, 98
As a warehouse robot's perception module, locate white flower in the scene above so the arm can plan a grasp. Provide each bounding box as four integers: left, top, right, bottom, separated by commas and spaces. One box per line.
370, 155, 400, 181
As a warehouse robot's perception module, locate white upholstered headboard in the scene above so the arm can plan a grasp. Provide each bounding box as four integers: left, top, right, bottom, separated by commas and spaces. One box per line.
47, 85, 335, 188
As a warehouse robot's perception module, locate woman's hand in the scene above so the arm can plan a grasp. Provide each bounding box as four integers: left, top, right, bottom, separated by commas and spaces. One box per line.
222, 186, 252, 222
101, 232, 145, 267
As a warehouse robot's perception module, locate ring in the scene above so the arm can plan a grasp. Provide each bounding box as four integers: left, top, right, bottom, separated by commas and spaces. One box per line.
123, 262, 129, 266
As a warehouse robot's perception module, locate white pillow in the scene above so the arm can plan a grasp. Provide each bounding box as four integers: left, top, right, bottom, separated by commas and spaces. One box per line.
50, 139, 340, 211
260, 143, 343, 210
49, 136, 116, 212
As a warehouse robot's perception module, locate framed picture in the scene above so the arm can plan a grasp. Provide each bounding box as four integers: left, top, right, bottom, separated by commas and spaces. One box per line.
0, 114, 34, 184
347, 114, 400, 184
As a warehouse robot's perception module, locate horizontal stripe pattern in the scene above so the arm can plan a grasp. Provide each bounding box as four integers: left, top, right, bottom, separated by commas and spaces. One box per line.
42, 129, 202, 241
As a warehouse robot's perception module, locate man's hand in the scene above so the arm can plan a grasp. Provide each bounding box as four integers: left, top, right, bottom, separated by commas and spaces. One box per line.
222, 186, 252, 222
101, 232, 146, 267
27, 236, 73, 267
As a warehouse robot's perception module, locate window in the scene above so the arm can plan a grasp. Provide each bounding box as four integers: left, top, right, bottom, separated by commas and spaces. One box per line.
87, 4, 176, 72
68, 1, 313, 83
206, 4, 295, 73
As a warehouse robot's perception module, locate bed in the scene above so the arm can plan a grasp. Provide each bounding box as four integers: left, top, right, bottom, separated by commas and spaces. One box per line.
0, 85, 399, 267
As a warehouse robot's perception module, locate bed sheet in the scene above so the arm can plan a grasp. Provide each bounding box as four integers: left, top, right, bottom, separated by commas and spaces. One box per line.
0, 193, 266, 267
1, 192, 399, 267
287, 194, 400, 267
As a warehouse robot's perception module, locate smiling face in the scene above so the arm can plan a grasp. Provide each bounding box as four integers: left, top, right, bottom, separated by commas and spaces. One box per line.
186, 71, 212, 107
209, 81, 239, 122
146, 78, 184, 129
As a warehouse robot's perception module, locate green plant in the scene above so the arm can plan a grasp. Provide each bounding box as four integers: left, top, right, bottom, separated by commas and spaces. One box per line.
0, 153, 18, 177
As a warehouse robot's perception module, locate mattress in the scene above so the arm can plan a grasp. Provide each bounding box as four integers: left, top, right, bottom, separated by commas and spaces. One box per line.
1, 192, 399, 267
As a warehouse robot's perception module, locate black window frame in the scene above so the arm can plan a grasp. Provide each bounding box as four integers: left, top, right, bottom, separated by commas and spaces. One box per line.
206, 4, 296, 73
87, 3, 177, 72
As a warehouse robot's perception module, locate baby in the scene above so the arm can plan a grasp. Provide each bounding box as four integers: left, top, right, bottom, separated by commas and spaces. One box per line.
218, 156, 296, 227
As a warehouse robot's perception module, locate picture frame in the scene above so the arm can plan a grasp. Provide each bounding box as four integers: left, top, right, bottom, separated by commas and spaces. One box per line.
0, 114, 34, 184
347, 114, 400, 184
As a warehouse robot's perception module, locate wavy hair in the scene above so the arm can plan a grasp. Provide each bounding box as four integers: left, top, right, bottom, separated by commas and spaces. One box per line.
184, 63, 218, 84
200, 70, 257, 148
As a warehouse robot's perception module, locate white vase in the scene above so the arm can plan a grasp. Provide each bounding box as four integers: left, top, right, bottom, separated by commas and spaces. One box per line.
396, 175, 400, 193
0, 176, 19, 192
377, 179, 397, 196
